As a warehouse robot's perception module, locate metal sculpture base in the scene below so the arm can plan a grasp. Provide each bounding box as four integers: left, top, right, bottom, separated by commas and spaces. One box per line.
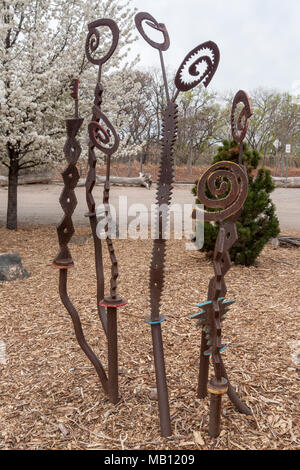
99, 297, 127, 405
198, 354, 252, 437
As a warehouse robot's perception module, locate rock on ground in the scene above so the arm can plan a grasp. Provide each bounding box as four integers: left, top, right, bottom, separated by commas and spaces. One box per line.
0, 253, 29, 282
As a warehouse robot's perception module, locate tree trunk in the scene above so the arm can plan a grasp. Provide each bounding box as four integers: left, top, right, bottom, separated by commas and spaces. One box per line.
96, 173, 152, 189
127, 156, 132, 177
139, 153, 143, 174
6, 159, 19, 230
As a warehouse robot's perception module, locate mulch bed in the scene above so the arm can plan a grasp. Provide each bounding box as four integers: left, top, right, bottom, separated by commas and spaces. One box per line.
0, 226, 299, 450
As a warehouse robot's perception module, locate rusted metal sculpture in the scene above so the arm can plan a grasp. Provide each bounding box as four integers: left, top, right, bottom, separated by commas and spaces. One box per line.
53, 79, 82, 270
53, 13, 254, 440
192, 90, 253, 437
135, 11, 220, 437
52, 79, 109, 394
53, 19, 126, 405
85, 18, 127, 404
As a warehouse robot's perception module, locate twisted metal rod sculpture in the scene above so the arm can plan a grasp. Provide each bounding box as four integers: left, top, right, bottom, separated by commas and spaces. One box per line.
135, 11, 220, 437
85, 19, 127, 405
54, 19, 126, 405
53, 79, 108, 395
192, 90, 253, 437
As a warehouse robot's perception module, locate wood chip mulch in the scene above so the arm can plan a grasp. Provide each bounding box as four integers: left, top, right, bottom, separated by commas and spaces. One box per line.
0, 226, 299, 450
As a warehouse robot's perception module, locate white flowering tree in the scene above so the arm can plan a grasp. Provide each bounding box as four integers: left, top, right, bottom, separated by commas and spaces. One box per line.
0, 0, 139, 229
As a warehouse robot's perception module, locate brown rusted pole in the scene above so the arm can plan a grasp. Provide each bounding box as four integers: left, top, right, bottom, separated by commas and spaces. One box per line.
135, 11, 220, 437
151, 324, 171, 437
197, 331, 209, 399
85, 19, 127, 405
84, 19, 120, 338
89, 215, 107, 334
208, 377, 228, 438
53, 78, 110, 398
107, 306, 119, 404
59, 269, 109, 395
209, 394, 222, 438
135, 11, 173, 437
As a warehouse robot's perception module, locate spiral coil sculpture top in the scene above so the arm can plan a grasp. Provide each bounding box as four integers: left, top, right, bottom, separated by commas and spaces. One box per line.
175, 41, 220, 92
85, 19, 120, 217
135, 12, 170, 51
196, 90, 253, 223
85, 19, 119, 66
231, 90, 253, 144
196, 161, 248, 223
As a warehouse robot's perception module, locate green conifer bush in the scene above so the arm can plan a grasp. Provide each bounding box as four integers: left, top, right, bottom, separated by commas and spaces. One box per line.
192, 140, 280, 266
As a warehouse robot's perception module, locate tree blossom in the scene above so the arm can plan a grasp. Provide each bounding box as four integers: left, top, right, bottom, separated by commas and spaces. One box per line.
0, 0, 140, 229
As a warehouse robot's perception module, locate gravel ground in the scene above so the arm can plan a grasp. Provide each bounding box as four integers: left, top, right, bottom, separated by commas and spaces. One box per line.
0, 226, 299, 450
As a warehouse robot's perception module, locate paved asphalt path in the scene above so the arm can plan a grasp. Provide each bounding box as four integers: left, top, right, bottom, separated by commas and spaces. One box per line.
0, 184, 299, 232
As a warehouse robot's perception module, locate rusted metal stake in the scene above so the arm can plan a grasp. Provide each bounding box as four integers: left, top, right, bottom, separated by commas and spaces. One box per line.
220, 355, 252, 415
85, 19, 127, 405
151, 325, 171, 437
107, 306, 119, 404
197, 331, 209, 399
54, 19, 127, 406
89, 215, 107, 333
207, 378, 228, 438
135, 11, 173, 437
59, 269, 109, 394
209, 394, 222, 438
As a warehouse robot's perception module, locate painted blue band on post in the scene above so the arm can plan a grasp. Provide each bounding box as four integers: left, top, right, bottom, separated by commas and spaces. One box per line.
146, 315, 166, 326
196, 300, 212, 308
222, 299, 236, 305
188, 310, 206, 320
197, 297, 226, 309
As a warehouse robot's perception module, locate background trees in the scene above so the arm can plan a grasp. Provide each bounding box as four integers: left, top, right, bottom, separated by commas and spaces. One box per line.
1, 1, 300, 231
111, 70, 300, 176
0, 0, 138, 229
246, 89, 300, 167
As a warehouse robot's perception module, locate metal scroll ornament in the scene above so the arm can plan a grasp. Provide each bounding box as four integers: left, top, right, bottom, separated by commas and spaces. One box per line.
192, 90, 253, 438
174, 41, 220, 92
135, 11, 220, 437
231, 90, 253, 145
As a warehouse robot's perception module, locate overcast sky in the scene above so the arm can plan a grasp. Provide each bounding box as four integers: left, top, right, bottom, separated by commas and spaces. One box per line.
130, 0, 300, 96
